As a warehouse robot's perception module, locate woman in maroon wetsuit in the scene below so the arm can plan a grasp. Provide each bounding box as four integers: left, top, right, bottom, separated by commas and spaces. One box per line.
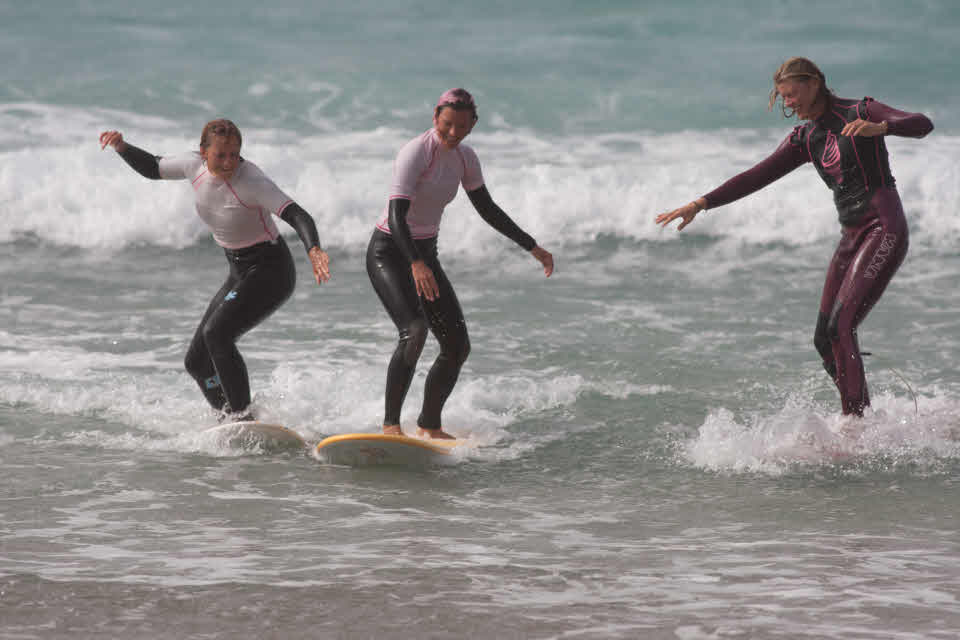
656, 57, 933, 417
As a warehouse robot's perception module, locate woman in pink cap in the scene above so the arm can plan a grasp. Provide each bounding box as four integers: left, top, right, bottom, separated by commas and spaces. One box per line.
367, 88, 554, 439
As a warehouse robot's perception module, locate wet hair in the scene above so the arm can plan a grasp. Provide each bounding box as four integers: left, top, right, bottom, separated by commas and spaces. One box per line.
768, 57, 831, 118
434, 88, 478, 122
199, 118, 242, 149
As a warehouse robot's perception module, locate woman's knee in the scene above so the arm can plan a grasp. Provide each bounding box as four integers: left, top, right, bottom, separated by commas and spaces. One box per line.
183, 332, 212, 377
456, 335, 471, 365
442, 332, 470, 367
398, 318, 429, 365
200, 319, 238, 360
813, 311, 832, 359
184, 348, 206, 377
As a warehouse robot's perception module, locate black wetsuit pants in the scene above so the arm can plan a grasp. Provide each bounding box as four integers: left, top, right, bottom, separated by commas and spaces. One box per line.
184, 237, 296, 414
366, 229, 470, 430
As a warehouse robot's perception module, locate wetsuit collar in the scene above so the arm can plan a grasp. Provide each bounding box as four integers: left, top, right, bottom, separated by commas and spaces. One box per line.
204, 157, 245, 182
431, 128, 455, 153
807, 93, 831, 122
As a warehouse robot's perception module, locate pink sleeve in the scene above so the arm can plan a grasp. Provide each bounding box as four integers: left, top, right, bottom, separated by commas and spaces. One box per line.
157, 152, 202, 180
861, 98, 934, 138
389, 137, 428, 200
459, 145, 485, 192
250, 175, 294, 216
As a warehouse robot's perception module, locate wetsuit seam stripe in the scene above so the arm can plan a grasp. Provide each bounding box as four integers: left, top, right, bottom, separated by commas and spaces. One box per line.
223, 181, 277, 242
258, 208, 274, 239
851, 102, 870, 188
862, 100, 887, 188
874, 138, 885, 188
374, 222, 437, 240
223, 181, 254, 209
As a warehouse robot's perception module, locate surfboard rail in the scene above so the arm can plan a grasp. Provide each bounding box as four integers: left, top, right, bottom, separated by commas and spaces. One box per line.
315, 433, 464, 467
202, 421, 307, 452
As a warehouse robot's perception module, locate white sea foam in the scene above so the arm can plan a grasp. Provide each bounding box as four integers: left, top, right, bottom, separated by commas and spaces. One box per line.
3, 103, 956, 256
0, 342, 590, 463
682, 389, 960, 474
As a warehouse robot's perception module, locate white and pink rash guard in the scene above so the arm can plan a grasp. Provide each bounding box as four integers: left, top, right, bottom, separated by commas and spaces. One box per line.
158, 152, 293, 249
376, 129, 485, 239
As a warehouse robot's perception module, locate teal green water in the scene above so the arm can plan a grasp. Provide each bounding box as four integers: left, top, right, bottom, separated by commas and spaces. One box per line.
2, 2, 960, 638
2, 1, 957, 137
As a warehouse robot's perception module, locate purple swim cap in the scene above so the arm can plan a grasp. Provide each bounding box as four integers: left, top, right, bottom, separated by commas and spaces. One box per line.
436, 88, 475, 109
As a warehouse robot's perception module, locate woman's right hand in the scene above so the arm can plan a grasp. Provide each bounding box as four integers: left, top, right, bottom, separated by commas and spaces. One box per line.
655, 198, 707, 231
308, 246, 332, 285
411, 260, 439, 301
99, 130, 127, 152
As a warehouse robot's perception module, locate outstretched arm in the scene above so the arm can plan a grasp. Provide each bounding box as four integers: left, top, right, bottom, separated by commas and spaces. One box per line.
656, 136, 807, 230
466, 185, 553, 276
98, 130, 161, 180
279, 203, 330, 284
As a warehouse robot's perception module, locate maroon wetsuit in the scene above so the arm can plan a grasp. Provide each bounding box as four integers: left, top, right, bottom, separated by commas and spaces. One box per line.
702, 96, 933, 415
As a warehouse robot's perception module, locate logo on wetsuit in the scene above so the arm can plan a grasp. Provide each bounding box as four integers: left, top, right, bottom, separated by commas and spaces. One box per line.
224, 290, 238, 302
864, 233, 897, 279
821, 131, 841, 168
820, 131, 843, 184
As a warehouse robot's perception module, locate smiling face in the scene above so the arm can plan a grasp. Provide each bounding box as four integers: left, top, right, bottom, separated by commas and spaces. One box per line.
433, 107, 476, 149
775, 77, 824, 120
201, 135, 242, 180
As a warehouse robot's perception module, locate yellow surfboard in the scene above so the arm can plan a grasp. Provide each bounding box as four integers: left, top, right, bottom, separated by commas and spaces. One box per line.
315, 433, 464, 467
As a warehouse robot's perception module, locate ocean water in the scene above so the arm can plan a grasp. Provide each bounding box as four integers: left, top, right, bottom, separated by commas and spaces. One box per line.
3, 1, 960, 638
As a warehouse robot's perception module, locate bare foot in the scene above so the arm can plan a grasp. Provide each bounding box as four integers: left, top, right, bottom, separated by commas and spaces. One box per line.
382, 425, 404, 436
416, 427, 455, 440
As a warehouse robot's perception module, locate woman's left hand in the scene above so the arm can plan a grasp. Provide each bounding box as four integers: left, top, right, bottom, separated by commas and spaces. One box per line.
308, 246, 331, 284
530, 246, 554, 277
841, 119, 888, 137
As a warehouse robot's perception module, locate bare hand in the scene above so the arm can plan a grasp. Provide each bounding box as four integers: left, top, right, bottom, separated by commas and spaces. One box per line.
411, 260, 439, 301
308, 246, 331, 285
99, 130, 127, 152
656, 198, 706, 231
840, 119, 887, 138
530, 246, 554, 277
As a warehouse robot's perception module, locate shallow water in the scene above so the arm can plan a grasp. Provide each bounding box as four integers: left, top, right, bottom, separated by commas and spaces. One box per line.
3, 1, 960, 638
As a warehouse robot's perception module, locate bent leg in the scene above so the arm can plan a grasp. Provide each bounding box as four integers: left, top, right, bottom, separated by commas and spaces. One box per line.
367, 232, 428, 427
824, 197, 908, 415
192, 242, 296, 414
815, 241, 850, 385
185, 274, 239, 410
417, 260, 470, 431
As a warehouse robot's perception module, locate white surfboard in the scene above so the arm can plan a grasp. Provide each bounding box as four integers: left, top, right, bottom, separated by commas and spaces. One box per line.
315, 433, 464, 467
202, 421, 306, 452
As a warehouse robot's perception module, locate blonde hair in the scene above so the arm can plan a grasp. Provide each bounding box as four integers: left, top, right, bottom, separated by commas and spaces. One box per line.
768, 57, 830, 117
199, 118, 242, 149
